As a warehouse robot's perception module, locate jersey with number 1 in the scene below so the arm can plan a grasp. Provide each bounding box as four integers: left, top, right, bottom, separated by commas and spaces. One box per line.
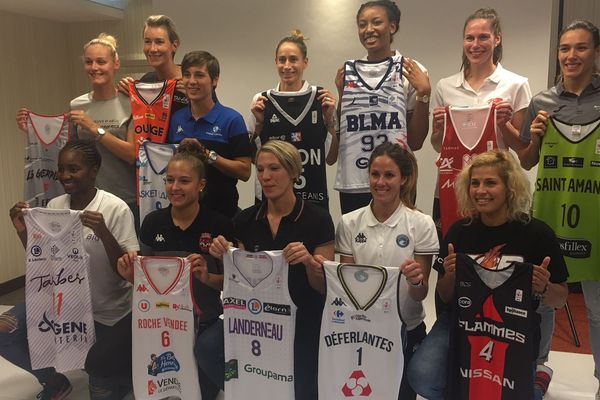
449, 254, 535, 400
335, 55, 407, 193
24, 112, 70, 207
223, 248, 296, 400
319, 261, 404, 399
24, 207, 95, 371
437, 103, 498, 237
138, 142, 177, 223
533, 117, 600, 281
130, 80, 176, 143
132, 256, 200, 400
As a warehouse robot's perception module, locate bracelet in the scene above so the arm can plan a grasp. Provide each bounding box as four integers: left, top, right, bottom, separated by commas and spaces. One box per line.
534, 283, 549, 300
409, 279, 424, 288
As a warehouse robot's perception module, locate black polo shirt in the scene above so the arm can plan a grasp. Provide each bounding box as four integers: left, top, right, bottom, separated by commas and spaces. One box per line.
139, 204, 234, 322
233, 196, 334, 311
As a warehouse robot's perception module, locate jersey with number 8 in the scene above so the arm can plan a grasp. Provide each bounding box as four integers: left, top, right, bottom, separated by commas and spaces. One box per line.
223, 249, 296, 400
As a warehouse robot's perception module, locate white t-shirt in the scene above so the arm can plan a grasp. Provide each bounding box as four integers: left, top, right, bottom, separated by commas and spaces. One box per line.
336, 202, 439, 330
48, 189, 139, 325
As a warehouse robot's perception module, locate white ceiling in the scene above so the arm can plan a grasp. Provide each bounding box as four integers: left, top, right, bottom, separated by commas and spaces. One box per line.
0, 0, 124, 22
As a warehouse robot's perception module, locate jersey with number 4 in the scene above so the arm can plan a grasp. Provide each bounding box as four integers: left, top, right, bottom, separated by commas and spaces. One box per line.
24, 207, 95, 371
24, 112, 70, 207
132, 256, 200, 400
130, 80, 176, 143
138, 142, 177, 223
449, 254, 535, 400
335, 55, 407, 193
223, 248, 296, 400
319, 261, 404, 399
437, 103, 498, 237
534, 117, 600, 281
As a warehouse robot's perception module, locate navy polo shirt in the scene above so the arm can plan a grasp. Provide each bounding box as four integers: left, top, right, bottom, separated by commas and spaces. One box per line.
167, 102, 252, 218
139, 204, 234, 322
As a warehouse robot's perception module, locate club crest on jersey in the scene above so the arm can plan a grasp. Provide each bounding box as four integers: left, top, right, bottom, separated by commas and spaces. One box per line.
154, 233, 165, 243
355, 232, 367, 243
396, 234, 409, 248
291, 131, 302, 142
147, 351, 181, 376
354, 270, 369, 282
342, 370, 372, 396
199, 232, 212, 252
269, 114, 280, 123
137, 283, 149, 292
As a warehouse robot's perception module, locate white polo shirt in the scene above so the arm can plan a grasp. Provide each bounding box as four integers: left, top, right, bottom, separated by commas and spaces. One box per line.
432, 63, 532, 150
336, 202, 439, 330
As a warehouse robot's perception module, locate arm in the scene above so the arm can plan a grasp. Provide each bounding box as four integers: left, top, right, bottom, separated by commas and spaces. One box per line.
211, 155, 252, 181
518, 110, 548, 170
81, 211, 126, 274
317, 88, 339, 165
430, 107, 446, 153
401, 255, 432, 301
189, 253, 223, 291
495, 103, 528, 152
403, 58, 431, 151
9, 201, 30, 247
436, 243, 457, 304
70, 110, 136, 164
249, 94, 267, 138
283, 241, 334, 295
16, 108, 29, 133
532, 256, 567, 309
117, 77, 134, 96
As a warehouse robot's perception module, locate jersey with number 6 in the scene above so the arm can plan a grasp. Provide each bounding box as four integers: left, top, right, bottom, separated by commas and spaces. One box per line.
223, 248, 296, 400
132, 256, 200, 400
24, 208, 94, 372
335, 55, 407, 193
319, 261, 404, 399
449, 254, 535, 400
533, 117, 600, 281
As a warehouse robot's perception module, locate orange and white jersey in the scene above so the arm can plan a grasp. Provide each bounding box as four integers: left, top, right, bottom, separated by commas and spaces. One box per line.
130, 80, 176, 143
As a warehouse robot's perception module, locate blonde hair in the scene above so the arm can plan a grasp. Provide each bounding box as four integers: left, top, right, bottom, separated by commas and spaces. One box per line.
256, 140, 302, 181
276, 29, 309, 58
83, 33, 119, 61
455, 150, 531, 224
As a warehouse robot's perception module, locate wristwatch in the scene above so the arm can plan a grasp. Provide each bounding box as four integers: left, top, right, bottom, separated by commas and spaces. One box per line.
207, 150, 218, 165
96, 127, 106, 140
415, 94, 430, 103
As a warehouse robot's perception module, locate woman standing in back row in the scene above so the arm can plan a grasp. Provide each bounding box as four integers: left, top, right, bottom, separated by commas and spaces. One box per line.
334, 0, 431, 214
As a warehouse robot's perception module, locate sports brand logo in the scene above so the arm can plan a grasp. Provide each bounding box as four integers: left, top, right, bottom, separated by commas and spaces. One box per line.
137, 284, 148, 292
355, 233, 367, 243
269, 114, 280, 123
154, 234, 165, 243
331, 297, 347, 307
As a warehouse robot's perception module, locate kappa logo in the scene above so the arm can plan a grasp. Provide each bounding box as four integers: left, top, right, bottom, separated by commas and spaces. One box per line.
154, 233, 165, 243
355, 232, 367, 243
342, 370, 372, 396
269, 114, 280, 123
331, 297, 347, 307
137, 283, 149, 293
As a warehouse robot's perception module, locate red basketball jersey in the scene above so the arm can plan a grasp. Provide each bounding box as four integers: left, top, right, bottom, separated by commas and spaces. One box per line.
129, 80, 176, 144
437, 103, 498, 236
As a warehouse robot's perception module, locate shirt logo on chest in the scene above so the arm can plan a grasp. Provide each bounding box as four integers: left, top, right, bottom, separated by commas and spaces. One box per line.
396, 234, 409, 248
355, 232, 367, 243
199, 233, 212, 252
154, 233, 165, 243
269, 114, 280, 123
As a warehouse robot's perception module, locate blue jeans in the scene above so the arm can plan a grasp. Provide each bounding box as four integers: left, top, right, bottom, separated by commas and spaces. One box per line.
582, 280, 600, 379
407, 311, 449, 400
0, 303, 132, 400
536, 302, 555, 364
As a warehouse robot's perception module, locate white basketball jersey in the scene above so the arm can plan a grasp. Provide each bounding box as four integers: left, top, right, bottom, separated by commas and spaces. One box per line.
24, 112, 70, 207
24, 208, 95, 372
335, 55, 408, 192
132, 256, 200, 400
223, 248, 296, 400
319, 261, 404, 399
138, 142, 177, 223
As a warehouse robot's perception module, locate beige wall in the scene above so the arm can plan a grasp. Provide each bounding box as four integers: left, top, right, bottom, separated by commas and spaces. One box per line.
0, 0, 151, 285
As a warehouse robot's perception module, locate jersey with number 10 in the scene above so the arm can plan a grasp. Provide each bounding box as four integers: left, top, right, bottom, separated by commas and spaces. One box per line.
223, 248, 296, 400
335, 55, 407, 193
319, 261, 404, 399
24, 208, 94, 372
449, 254, 535, 400
132, 256, 200, 400
533, 117, 600, 281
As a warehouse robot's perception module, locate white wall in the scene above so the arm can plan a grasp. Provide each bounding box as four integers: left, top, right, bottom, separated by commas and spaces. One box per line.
154, 0, 556, 224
